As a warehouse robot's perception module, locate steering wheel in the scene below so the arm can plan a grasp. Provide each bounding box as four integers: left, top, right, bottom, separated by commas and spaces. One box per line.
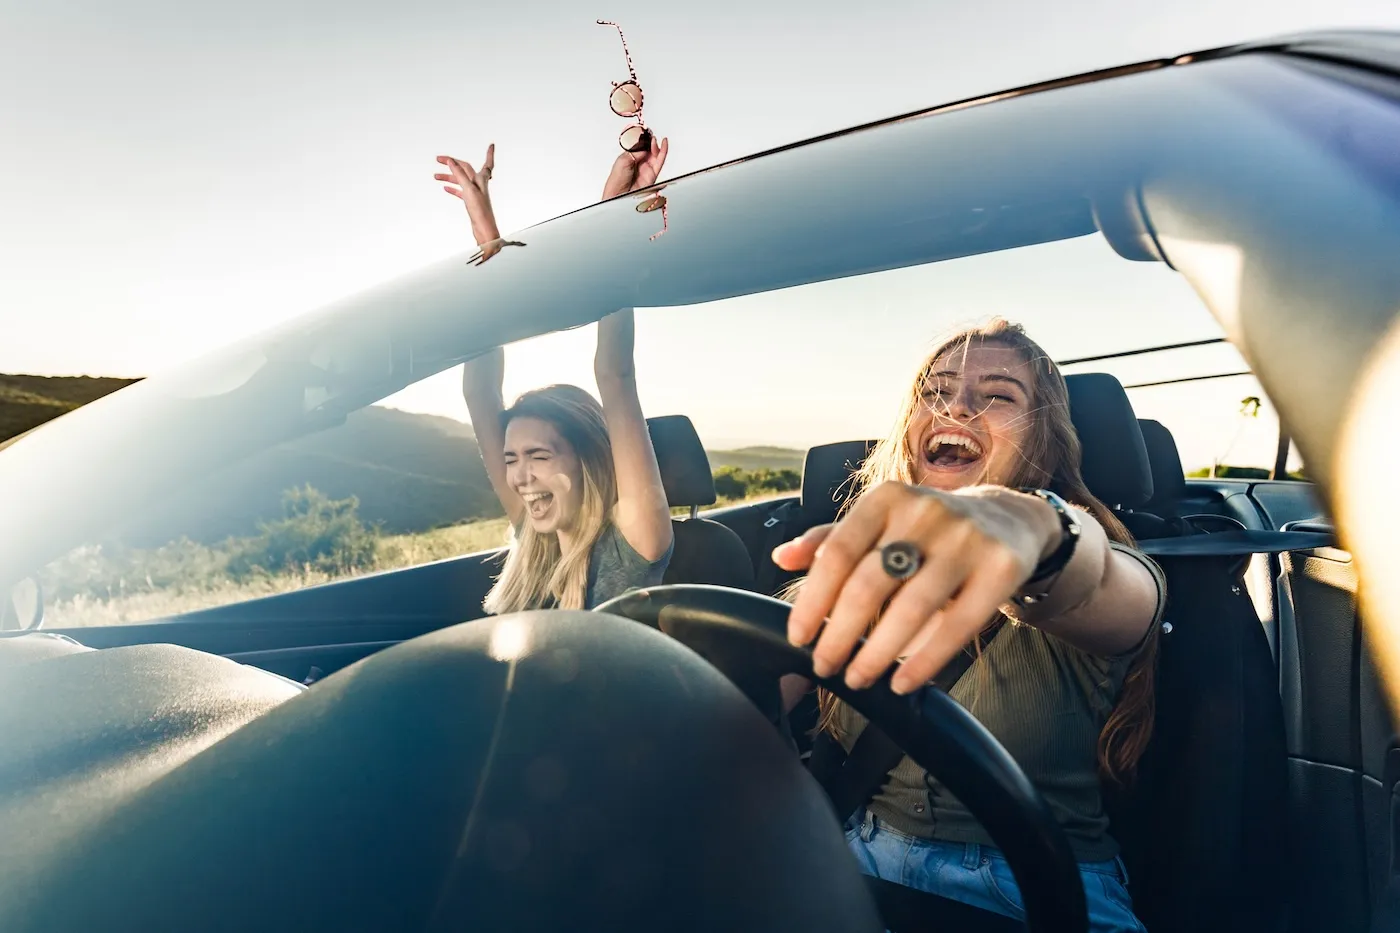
597, 584, 1088, 933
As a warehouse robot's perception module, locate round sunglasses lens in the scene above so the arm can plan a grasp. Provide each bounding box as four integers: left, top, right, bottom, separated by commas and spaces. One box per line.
609, 82, 643, 117
619, 125, 651, 152
636, 194, 665, 213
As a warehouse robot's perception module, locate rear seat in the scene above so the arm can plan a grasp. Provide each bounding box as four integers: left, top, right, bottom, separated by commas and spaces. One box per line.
646, 415, 756, 591
751, 440, 876, 596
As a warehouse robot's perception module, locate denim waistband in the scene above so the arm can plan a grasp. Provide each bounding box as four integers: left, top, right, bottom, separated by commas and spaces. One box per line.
853, 810, 1130, 883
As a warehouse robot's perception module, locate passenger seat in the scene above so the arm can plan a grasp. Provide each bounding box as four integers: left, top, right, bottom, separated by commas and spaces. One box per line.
646, 416, 756, 591
1118, 418, 1187, 540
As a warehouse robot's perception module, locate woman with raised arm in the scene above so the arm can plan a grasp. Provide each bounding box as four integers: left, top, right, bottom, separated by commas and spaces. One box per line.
434, 138, 674, 611
777, 319, 1162, 933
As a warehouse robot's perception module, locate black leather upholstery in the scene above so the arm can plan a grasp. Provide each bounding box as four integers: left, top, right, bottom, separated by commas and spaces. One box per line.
1118, 419, 1185, 539
800, 440, 877, 527
1107, 554, 1288, 933
645, 415, 755, 591
666, 519, 756, 590
1064, 373, 1153, 509
1138, 419, 1186, 517
647, 415, 716, 508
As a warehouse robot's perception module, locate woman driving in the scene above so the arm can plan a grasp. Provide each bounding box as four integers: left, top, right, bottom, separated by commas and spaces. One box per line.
777, 319, 1163, 933
435, 138, 675, 612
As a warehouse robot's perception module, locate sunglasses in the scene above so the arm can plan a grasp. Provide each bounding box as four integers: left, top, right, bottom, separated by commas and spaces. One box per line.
597, 20, 652, 153
636, 189, 668, 240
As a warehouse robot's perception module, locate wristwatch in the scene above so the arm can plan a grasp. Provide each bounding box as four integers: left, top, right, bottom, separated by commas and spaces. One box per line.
1012, 488, 1082, 607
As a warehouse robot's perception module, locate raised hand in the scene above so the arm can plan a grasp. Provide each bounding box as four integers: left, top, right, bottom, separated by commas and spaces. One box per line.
437, 144, 501, 244
601, 134, 669, 201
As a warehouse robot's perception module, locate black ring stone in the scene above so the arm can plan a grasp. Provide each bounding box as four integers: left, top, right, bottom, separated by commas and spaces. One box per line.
880, 541, 923, 580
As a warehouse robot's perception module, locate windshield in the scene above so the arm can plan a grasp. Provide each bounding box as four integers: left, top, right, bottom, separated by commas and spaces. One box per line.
20, 231, 1296, 629
0, 53, 1318, 627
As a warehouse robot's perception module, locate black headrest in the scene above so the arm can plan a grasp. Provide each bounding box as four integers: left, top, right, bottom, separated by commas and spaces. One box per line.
1138, 419, 1186, 513
801, 441, 876, 526
647, 415, 715, 508
1064, 373, 1153, 509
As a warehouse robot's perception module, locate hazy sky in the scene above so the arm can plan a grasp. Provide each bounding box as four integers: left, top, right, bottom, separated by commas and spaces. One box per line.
3, 0, 1397, 467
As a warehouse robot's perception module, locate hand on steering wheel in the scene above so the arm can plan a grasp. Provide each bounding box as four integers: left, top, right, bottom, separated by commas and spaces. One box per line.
596, 583, 1088, 933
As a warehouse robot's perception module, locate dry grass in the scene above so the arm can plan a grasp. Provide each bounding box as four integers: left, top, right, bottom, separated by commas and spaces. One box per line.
43, 494, 787, 630
46, 517, 514, 629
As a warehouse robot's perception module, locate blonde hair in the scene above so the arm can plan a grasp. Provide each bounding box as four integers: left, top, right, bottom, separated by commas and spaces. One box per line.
482, 385, 617, 614
814, 318, 1158, 784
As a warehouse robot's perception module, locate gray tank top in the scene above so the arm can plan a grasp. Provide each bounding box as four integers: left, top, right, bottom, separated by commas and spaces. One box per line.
584, 521, 673, 609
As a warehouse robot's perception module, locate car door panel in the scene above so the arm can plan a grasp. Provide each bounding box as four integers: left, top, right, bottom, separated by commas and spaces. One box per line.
54, 550, 504, 676
1276, 522, 1398, 930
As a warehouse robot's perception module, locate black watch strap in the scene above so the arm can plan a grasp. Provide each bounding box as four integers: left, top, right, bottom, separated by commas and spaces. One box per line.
1013, 488, 1082, 606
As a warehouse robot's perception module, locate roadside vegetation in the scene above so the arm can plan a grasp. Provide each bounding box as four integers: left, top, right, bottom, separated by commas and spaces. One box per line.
41, 469, 797, 628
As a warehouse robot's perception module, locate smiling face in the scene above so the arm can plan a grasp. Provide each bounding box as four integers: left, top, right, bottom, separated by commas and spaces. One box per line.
503, 416, 586, 536
906, 342, 1037, 491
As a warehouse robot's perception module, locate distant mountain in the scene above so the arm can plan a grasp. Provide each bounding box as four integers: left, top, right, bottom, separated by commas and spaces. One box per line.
119, 405, 503, 546
1, 373, 807, 546
708, 446, 804, 472
0, 374, 141, 445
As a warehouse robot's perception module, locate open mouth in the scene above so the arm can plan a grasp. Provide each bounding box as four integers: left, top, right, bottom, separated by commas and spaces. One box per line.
923, 431, 985, 471
521, 491, 554, 520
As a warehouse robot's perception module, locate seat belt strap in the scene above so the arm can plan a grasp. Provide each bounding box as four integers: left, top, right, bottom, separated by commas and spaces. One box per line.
755, 500, 801, 595
1137, 529, 1335, 557
821, 619, 1005, 821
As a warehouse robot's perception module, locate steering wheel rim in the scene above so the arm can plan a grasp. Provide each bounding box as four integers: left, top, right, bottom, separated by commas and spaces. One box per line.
597, 583, 1089, 933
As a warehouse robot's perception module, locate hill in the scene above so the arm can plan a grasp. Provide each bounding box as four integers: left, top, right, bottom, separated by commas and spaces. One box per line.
707, 445, 804, 472
0, 374, 141, 444
118, 405, 503, 546
1, 373, 807, 545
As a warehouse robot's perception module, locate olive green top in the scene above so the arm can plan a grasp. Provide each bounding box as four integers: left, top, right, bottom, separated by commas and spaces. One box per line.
835, 543, 1166, 862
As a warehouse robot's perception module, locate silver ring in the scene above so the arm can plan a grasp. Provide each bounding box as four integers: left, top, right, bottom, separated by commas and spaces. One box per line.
880, 541, 923, 580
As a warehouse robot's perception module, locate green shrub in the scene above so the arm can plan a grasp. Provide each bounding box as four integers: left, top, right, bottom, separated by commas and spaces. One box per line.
226, 486, 379, 579
711, 465, 801, 501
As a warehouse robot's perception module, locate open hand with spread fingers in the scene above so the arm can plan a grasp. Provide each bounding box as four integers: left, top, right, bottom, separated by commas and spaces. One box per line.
773, 482, 1066, 695
435, 144, 524, 264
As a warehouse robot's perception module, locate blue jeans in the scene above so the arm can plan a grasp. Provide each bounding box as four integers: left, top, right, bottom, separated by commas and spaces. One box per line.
845, 811, 1147, 933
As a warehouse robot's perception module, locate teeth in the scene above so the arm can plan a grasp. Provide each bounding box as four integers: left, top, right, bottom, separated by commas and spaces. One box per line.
927, 432, 983, 456
520, 492, 552, 502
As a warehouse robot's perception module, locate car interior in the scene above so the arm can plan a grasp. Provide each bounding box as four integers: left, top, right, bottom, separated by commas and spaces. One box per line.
2, 30, 1399, 933
3, 367, 1393, 932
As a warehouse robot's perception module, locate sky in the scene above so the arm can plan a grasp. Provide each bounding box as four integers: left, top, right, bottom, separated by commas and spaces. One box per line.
3, 0, 1398, 469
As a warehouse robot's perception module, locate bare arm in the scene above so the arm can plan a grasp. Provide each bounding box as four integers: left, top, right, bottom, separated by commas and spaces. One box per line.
594, 309, 673, 561
461, 347, 522, 528
1002, 506, 1161, 657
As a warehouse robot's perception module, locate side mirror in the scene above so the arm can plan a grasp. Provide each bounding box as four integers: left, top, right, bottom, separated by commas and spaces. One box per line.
1, 577, 44, 633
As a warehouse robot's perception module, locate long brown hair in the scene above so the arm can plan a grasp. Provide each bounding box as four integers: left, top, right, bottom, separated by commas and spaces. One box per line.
483, 385, 617, 614
814, 318, 1158, 784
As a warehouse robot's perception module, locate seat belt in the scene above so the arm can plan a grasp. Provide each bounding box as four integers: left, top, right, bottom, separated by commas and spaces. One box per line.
1137, 528, 1334, 557
818, 619, 1005, 822
755, 500, 802, 596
